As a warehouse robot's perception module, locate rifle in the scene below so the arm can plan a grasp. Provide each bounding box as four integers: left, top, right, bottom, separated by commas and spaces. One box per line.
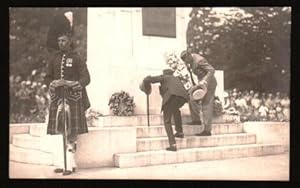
146, 94, 150, 127
53, 80, 76, 175
62, 85, 68, 173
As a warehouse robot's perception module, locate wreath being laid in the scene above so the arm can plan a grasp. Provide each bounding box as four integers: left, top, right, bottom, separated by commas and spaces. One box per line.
108, 91, 135, 116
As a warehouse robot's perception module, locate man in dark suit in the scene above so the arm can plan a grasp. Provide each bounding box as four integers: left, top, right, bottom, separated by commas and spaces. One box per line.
180, 50, 217, 136
143, 69, 189, 151
45, 11, 90, 175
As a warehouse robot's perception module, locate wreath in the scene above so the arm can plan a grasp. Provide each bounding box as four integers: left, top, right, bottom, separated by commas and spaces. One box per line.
213, 97, 224, 117
108, 91, 135, 116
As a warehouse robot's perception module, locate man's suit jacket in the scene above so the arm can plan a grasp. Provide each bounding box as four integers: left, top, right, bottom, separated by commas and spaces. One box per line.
143, 69, 189, 110
189, 53, 217, 101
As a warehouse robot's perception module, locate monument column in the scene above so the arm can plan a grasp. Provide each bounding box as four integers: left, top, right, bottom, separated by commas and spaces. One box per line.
86, 8, 223, 115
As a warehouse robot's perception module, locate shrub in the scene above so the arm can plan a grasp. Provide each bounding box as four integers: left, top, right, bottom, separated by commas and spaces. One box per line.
10, 70, 50, 123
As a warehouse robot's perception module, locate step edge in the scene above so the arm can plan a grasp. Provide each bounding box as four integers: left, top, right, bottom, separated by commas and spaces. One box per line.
115, 143, 285, 156
10, 144, 54, 154
137, 133, 256, 141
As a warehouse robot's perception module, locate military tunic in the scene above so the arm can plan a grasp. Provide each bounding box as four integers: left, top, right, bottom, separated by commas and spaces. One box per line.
45, 50, 90, 137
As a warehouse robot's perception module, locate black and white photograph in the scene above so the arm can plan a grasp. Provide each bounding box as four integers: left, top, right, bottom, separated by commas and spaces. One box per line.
9, 7, 291, 180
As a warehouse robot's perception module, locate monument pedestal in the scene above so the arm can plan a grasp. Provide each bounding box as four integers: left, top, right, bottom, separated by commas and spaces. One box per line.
75, 127, 136, 168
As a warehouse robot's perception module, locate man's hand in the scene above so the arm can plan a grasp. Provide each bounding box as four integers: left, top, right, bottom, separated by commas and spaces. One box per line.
198, 80, 207, 86
50, 80, 78, 88
50, 80, 64, 88
64, 80, 78, 87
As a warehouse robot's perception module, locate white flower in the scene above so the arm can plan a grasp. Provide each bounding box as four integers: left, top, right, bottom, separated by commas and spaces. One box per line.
64, 11, 73, 27
32, 82, 37, 88
31, 69, 37, 76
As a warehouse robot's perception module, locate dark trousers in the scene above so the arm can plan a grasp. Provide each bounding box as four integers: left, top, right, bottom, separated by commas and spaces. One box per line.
188, 86, 216, 132
162, 95, 186, 146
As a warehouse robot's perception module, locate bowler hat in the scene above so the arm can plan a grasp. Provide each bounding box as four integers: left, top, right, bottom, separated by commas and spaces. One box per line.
139, 80, 152, 95
189, 84, 207, 100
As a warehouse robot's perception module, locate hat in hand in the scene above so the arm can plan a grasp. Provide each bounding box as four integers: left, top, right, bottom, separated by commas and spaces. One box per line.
139, 79, 152, 95
189, 84, 207, 100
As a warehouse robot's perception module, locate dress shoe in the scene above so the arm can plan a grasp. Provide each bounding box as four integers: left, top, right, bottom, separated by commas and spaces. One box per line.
166, 145, 177, 151
195, 131, 211, 136
63, 170, 72, 176
174, 132, 184, 138
187, 121, 201, 125
54, 168, 64, 173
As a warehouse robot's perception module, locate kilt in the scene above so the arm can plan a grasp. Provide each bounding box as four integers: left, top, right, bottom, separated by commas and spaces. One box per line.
47, 85, 88, 137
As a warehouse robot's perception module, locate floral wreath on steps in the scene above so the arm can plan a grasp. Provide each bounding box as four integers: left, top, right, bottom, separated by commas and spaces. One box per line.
108, 91, 135, 116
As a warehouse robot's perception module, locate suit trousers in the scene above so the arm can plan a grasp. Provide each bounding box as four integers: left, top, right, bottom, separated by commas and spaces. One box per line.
162, 95, 186, 146
188, 86, 216, 132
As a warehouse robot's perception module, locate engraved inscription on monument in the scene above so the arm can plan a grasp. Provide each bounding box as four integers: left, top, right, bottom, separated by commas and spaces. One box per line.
142, 8, 176, 38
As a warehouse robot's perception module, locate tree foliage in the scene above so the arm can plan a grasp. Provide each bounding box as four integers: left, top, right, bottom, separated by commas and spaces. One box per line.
9, 8, 87, 123
9, 8, 87, 79
186, 7, 291, 93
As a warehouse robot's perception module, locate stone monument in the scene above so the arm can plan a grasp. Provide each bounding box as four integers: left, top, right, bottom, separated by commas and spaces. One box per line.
86, 7, 224, 115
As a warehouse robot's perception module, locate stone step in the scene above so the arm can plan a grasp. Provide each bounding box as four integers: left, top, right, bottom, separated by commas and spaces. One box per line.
9, 144, 54, 165
29, 123, 47, 137
137, 133, 256, 152
9, 123, 32, 143
12, 134, 61, 153
90, 114, 239, 127
10, 123, 32, 134
137, 123, 244, 138
114, 143, 285, 168
28, 122, 243, 138
94, 115, 163, 127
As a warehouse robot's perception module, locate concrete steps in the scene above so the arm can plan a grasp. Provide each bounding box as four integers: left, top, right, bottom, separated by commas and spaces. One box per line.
137, 133, 256, 152
10, 144, 54, 165
28, 123, 244, 137
114, 143, 285, 168
12, 134, 56, 153
137, 123, 244, 138
86, 114, 239, 127
29, 123, 47, 137
95, 115, 163, 127
9, 123, 32, 143
9, 120, 288, 168
10, 133, 63, 166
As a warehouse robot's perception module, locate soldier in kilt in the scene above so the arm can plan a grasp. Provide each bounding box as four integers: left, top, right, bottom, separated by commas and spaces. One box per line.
45, 11, 90, 175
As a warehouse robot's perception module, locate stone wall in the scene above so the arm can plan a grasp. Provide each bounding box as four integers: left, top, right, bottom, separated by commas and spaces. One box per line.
243, 121, 290, 151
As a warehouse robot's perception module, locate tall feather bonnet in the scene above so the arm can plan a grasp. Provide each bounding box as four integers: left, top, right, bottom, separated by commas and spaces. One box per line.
47, 11, 74, 51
